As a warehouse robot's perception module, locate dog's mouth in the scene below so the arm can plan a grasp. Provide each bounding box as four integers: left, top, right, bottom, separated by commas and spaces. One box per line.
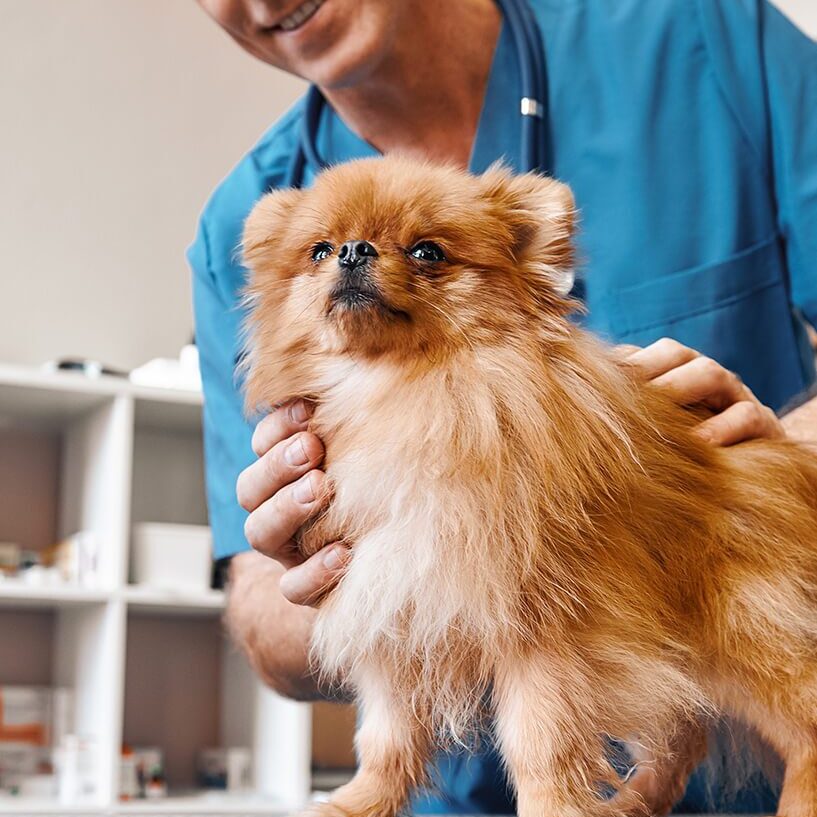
328, 285, 410, 321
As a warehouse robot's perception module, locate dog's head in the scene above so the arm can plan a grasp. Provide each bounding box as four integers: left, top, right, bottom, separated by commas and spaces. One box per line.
242, 156, 577, 404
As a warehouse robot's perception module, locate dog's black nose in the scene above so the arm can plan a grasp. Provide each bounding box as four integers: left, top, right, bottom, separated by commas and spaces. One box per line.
338, 240, 378, 269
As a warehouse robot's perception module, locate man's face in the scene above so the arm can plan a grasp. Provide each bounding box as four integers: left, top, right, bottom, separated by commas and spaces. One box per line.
197, 0, 408, 88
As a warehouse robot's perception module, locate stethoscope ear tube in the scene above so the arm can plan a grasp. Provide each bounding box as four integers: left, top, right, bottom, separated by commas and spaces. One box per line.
288, 0, 548, 188
494, 0, 549, 175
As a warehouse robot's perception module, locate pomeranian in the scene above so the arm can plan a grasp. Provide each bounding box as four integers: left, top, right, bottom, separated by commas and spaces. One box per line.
241, 156, 817, 817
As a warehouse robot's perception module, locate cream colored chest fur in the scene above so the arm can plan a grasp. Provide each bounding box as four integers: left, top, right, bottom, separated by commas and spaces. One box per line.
308, 357, 517, 684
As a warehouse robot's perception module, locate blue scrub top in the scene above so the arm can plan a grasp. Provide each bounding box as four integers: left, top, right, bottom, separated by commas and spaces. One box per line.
189, 1, 817, 813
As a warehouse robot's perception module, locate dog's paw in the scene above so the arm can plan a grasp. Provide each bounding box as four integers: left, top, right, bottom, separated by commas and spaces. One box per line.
614, 768, 685, 817
292, 797, 394, 817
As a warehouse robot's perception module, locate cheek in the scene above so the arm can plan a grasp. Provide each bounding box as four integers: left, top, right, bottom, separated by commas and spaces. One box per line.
287, 272, 332, 315
253, 267, 331, 336
416, 269, 477, 311
415, 271, 507, 337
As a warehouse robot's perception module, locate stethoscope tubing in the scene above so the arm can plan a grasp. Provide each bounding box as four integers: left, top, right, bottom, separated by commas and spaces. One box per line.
495, 0, 549, 173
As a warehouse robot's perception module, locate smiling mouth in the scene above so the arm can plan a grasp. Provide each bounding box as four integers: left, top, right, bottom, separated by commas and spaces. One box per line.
274, 0, 327, 32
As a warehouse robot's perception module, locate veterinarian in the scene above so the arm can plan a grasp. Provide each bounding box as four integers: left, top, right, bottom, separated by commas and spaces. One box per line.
189, 0, 817, 812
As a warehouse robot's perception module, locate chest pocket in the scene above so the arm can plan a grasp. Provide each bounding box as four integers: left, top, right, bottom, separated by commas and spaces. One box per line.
587, 234, 809, 410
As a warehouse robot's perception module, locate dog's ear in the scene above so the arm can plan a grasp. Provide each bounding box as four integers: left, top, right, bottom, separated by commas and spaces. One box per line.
242, 188, 303, 271
479, 165, 576, 296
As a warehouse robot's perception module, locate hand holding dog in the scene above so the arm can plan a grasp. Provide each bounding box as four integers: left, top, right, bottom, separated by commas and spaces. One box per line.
236, 398, 350, 606
238, 338, 785, 608
620, 337, 785, 445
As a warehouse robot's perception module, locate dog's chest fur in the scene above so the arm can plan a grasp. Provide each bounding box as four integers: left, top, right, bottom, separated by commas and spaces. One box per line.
306, 355, 520, 691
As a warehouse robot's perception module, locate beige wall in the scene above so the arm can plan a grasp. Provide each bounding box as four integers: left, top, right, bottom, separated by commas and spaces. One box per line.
778, 0, 817, 37
0, 1, 305, 371
0, 1, 813, 371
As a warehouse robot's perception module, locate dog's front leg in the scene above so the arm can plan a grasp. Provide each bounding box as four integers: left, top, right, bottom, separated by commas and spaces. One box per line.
493, 654, 646, 817
305, 662, 432, 817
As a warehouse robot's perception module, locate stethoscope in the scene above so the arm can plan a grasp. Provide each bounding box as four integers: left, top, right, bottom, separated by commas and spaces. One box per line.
286, 0, 548, 188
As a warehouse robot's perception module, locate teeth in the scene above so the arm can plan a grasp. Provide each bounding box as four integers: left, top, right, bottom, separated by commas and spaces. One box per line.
277, 0, 325, 31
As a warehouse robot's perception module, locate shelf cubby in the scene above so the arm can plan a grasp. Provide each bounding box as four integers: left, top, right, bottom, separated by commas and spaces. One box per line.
123, 613, 222, 792
0, 365, 334, 815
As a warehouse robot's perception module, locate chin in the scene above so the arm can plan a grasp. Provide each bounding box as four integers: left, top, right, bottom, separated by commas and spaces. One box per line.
326, 302, 411, 356
306, 37, 388, 90
241, 155, 817, 817
280, 0, 399, 89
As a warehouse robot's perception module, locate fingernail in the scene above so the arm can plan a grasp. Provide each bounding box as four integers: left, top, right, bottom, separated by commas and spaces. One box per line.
323, 546, 348, 571
293, 474, 316, 504
289, 400, 311, 424
284, 437, 309, 467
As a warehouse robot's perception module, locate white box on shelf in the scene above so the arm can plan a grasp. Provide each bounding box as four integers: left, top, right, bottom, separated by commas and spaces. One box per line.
0, 686, 52, 746
131, 523, 212, 593
0, 742, 44, 793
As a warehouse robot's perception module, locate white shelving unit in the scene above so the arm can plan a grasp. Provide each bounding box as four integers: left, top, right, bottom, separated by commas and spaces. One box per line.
0, 364, 329, 817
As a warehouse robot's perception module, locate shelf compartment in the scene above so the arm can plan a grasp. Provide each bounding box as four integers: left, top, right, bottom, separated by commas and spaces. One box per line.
122, 615, 313, 811
132, 392, 202, 436
0, 609, 54, 686
123, 614, 223, 793
0, 602, 126, 808
130, 428, 207, 530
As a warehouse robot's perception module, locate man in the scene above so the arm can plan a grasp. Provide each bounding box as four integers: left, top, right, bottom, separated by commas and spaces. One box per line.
189, 0, 817, 811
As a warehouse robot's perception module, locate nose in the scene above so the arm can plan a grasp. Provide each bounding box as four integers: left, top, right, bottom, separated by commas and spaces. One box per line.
338, 240, 378, 269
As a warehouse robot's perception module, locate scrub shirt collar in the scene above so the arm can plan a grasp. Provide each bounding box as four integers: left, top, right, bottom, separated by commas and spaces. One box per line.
311, 20, 522, 178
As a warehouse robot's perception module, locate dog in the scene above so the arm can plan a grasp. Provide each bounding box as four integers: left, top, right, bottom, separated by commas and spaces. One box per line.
241, 155, 817, 817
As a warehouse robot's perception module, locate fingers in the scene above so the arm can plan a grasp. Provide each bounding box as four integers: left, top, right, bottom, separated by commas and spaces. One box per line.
652, 355, 749, 411
628, 337, 748, 410
622, 337, 785, 446
625, 337, 699, 380
242, 469, 328, 559
237, 430, 324, 512
694, 400, 784, 447
251, 399, 313, 457
238, 400, 349, 608
279, 543, 352, 607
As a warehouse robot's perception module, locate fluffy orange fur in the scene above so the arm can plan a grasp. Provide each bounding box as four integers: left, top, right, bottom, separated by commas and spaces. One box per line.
242, 156, 817, 817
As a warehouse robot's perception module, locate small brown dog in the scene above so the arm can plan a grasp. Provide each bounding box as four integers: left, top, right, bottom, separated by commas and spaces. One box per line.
242, 156, 817, 817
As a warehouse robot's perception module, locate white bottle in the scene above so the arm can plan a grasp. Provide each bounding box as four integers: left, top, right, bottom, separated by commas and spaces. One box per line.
120, 748, 139, 800
55, 735, 80, 805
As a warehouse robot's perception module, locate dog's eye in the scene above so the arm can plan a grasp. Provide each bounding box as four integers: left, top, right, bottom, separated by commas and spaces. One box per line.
408, 241, 446, 263
311, 242, 334, 262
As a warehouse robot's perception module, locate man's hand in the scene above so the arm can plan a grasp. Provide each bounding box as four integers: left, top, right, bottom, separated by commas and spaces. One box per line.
236, 399, 350, 607
620, 337, 785, 446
